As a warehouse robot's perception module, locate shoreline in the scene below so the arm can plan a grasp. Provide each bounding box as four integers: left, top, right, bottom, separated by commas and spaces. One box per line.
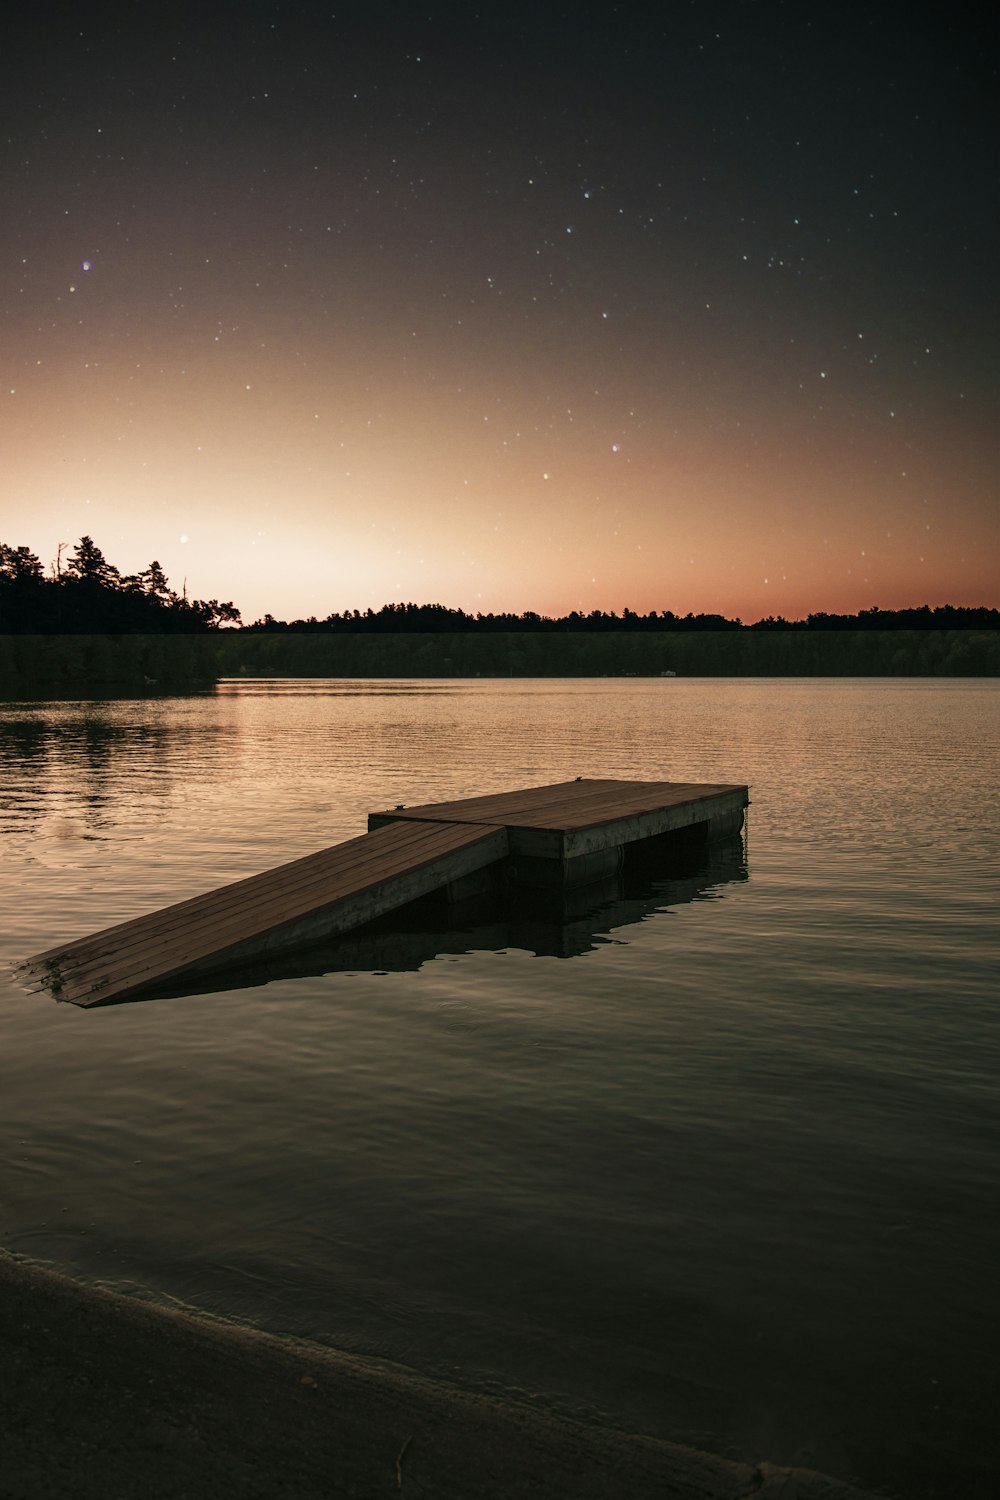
0, 1250, 888, 1499
2, 628, 998, 690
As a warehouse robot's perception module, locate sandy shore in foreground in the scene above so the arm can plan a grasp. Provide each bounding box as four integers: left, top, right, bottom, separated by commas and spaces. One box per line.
0, 1251, 888, 1500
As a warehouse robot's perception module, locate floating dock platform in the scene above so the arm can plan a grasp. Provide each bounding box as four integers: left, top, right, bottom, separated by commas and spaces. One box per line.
20, 778, 747, 1008
369, 778, 746, 884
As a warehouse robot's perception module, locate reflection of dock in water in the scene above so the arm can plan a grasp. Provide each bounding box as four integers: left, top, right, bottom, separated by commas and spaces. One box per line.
139, 836, 749, 1003
20, 778, 748, 1007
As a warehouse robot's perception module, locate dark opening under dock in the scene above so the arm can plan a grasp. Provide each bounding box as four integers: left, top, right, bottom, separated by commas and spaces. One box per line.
20, 778, 747, 1008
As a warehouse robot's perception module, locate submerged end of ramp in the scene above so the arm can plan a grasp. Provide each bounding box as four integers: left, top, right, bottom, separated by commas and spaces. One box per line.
0, 1251, 885, 1500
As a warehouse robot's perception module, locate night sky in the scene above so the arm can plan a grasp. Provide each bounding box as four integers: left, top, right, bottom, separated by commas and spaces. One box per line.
2, 2, 996, 624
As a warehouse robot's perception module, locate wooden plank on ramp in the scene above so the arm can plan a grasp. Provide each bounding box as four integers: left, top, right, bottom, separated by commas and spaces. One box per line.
20, 819, 508, 1008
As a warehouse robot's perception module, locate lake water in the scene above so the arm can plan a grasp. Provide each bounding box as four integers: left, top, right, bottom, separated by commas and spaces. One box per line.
2, 678, 998, 1497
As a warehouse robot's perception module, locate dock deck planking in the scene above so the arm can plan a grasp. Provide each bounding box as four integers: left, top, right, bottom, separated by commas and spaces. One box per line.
371, 778, 744, 827
21, 820, 507, 1007
369, 778, 748, 859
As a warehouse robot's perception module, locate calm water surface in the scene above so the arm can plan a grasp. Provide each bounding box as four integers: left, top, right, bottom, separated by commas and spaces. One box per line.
2, 678, 998, 1497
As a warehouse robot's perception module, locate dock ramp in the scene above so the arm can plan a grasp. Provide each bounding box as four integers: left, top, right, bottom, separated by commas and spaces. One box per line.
21, 819, 507, 1007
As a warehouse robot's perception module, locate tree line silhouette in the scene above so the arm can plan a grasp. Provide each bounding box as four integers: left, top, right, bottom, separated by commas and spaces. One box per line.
0, 537, 241, 633
250, 601, 1000, 633
2, 535, 997, 635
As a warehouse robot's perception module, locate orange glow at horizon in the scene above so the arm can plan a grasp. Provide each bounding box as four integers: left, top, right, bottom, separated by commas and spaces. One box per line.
4, 322, 995, 624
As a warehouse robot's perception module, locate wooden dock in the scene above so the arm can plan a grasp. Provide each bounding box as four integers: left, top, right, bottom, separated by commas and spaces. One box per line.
370, 778, 747, 863
20, 778, 746, 1008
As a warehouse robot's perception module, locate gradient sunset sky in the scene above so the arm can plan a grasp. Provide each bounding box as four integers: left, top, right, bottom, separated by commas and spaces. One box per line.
2, 2, 996, 624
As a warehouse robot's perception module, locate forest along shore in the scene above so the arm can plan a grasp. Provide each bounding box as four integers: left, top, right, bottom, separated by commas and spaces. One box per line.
0, 1251, 886, 1500
2, 627, 998, 692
